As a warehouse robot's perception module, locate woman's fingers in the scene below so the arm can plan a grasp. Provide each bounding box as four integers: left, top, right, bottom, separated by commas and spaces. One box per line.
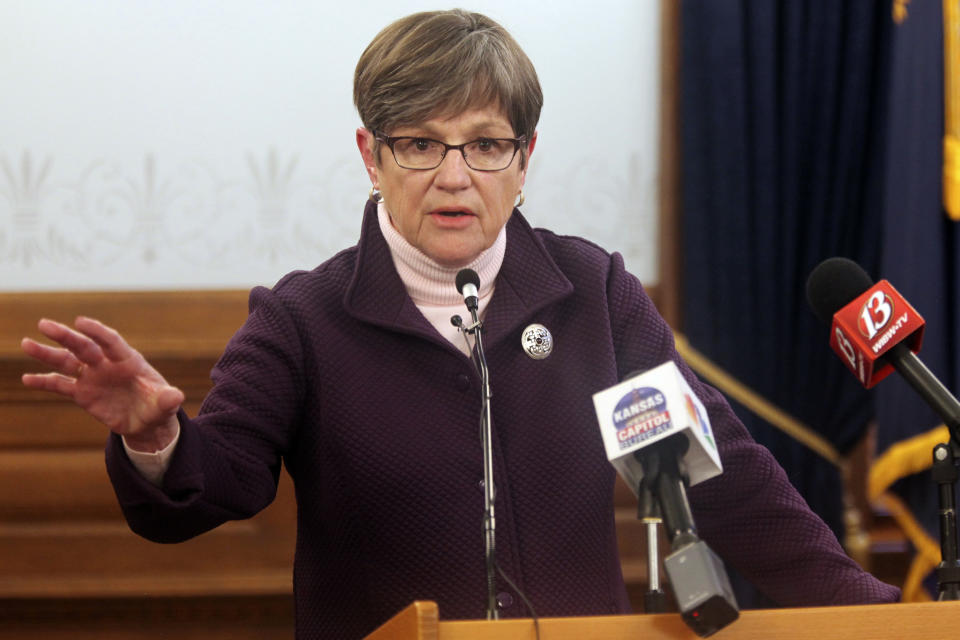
26, 317, 141, 382
20, 372, 78, 398
74, 316, 134, 362
35, 318, 105, 366
20, 337, 88, 378
22, 317, 185, 441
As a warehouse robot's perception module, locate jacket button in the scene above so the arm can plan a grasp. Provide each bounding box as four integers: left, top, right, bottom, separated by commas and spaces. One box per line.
496, 592, 514, 609
456, 373, 470, 391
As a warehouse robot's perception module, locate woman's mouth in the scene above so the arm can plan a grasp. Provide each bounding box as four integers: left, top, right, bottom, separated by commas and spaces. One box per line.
428, 209, 476, 227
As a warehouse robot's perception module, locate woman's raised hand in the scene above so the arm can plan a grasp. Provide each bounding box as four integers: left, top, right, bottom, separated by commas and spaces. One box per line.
21, 317, 183, 452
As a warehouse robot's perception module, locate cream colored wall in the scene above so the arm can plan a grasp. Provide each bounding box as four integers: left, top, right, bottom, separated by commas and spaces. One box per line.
0, 0, 661, 292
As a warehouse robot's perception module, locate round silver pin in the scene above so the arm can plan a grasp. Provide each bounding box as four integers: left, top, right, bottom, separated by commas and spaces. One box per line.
521, 323, 553, 360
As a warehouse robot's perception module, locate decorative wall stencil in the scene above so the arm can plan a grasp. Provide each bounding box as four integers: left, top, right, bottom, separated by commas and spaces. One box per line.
0, 152, 88, 268
0, 142, 656, 290
211, 148, 363, 267
71, 154, 216, 265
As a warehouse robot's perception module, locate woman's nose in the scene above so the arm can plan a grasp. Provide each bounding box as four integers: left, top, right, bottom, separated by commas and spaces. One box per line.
434, 148, 472, 189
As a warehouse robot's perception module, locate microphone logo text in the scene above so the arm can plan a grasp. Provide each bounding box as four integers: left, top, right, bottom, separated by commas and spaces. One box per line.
612, 387, 671, 449
857, 290, 894, 340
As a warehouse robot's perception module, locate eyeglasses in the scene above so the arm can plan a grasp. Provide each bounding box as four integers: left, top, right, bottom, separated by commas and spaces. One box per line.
375, 133, 526, 172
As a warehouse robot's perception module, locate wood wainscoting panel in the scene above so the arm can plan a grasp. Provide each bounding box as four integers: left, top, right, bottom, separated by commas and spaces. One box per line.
0, 290, 296, 636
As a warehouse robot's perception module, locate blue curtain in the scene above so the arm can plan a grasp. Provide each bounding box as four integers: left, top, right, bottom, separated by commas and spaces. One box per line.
874, 0, 959, 594
683, 0, 960, 602
680, 1, 893, 605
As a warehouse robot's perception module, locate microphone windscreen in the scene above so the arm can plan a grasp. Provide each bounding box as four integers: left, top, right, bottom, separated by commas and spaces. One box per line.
456, 268, 481, 295
805, 257, 874, 325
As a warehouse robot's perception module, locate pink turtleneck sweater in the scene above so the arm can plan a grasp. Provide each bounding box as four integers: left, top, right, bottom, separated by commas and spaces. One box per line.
375, 202, 504, 356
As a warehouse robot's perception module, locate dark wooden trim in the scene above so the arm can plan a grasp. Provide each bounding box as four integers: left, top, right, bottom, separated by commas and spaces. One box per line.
656, 0, 683, 330
0, 595, 294, 639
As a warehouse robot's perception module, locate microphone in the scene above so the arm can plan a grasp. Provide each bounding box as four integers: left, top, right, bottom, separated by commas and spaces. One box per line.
806, 257, 926, 389
593, 361, 738, 636
592, 361, 723, 493
455, 268, 498, 619
456, 268, 480, 311
807, 257, 960, 599
806, 258, 959, 431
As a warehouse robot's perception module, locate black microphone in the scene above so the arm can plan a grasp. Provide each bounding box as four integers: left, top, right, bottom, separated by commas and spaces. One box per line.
455, 267, 497, 618
806, 257, 874, 326
807, 258, 960, 599
806, 257, 960, 432
456, 268, 480, 311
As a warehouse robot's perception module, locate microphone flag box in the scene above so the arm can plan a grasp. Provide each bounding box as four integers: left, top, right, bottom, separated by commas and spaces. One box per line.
829, 279, 925, 388
592, 361, 722, 494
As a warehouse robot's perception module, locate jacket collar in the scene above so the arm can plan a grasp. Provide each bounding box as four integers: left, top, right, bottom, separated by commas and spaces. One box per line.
344, 199, 574, 351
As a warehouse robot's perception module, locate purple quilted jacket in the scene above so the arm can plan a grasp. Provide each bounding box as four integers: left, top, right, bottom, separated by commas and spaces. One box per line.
106, 200, 898, 638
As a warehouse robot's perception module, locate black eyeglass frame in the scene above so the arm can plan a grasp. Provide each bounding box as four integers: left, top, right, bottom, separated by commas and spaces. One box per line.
374, 132, 527, 172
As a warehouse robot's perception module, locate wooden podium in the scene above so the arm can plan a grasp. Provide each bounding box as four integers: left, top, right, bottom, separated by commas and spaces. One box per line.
365, 600, 960, 639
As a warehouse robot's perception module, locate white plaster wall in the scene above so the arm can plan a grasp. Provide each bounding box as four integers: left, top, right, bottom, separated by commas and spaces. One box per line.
0, 0, 661, 291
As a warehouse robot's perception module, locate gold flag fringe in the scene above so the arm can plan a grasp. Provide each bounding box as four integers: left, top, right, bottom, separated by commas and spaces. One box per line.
946, 0, 959, 219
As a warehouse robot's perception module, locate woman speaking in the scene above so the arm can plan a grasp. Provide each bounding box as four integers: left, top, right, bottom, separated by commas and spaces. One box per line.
21, 9, 897, 639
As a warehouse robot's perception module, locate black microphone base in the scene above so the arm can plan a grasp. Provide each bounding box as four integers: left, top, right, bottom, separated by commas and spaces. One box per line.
665, 540, 739, 637
936, 562, 960, 600
643, 589, 667, 614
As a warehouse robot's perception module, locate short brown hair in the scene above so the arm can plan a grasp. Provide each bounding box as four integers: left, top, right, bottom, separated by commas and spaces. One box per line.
354, 10, 542, 164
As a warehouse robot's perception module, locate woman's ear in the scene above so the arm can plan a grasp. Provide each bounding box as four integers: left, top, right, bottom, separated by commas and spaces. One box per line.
356, 128, 379, 185
520, 131, 538, 183
526, 131, 538, 158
